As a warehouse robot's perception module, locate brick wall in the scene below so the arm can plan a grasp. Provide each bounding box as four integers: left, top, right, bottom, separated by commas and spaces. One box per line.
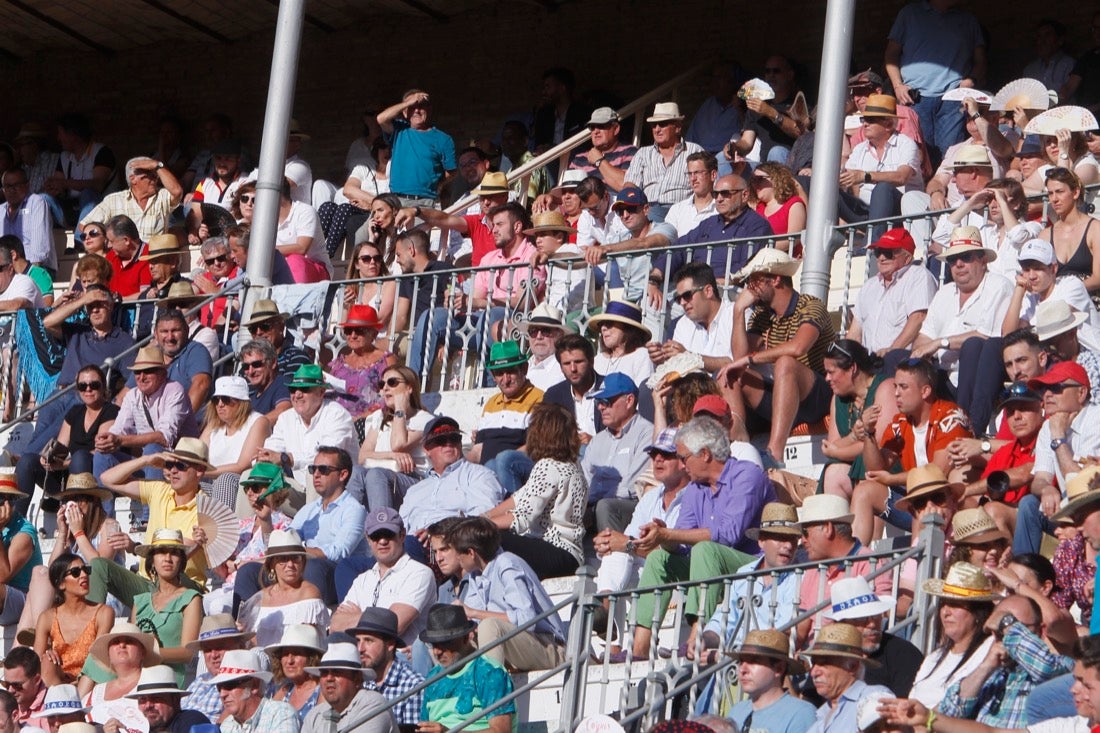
0, 0, 1091, 182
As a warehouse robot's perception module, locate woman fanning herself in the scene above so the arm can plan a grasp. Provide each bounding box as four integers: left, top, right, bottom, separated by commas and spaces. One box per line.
34, 553, 113, 693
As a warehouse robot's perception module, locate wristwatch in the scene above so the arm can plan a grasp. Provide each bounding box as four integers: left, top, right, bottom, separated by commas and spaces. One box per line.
969, 112, 981, 121
980, 440, 992, 454
1050, 437, 1068, 451
591, 157, 605, 167
155, 161, 164, 170
998, 613, 1018, 636
940, 337, 950, 350
393, 410, 406, 419
625, 538, 637, 555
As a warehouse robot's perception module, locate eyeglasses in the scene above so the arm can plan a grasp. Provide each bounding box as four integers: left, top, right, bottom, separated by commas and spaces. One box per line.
1044, 381, 1082, 395
595, 394, 624, 408
242, 360, 266, 370
238, 195, 255, 205
909, 492, 947, 513
76, 381, 102, 392
713, 188, 745, 198
204, 254, 229, 266
674, 286, 703, 303
376, 377, 405, 390
163, 460, 191, 472
308, 464, 340, 475
873, 248, 899, 260
65, 565, 92, 579
358, 254, 384, 264
946, 252, 981, 266
211, 396, 237, 406
826, 341, 854, 361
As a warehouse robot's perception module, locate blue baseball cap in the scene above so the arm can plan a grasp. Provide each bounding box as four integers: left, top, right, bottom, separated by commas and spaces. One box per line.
1015, 135, 1043, 157
613, 185, 648, 208
591, 372, 638, 400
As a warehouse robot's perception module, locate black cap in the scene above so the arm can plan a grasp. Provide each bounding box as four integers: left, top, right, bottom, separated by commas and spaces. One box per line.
422, 416, 462, 448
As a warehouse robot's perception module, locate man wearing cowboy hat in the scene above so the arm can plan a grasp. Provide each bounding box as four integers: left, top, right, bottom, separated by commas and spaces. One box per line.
417, 604, 515, 733
515, 303, 568, 391
1033, 299, 1100, 405
726, 629, 817, 733
183, 614, 254, 720
697, 502, 802, 664
212, 649, 296, 733
0, 166, 55, 276
131, 233, 186, 340
724, 247, 835, 468
79, 156, 183, 244
301, 643, 397, 733
378, 89, 457, 207
127, 665, 211, 733
802, 623, 893, 733
623, 102, 703, 221
569, 107, 636, 191
823, 576, 923, 697
242, 299, 311, 379
911, 225, 1014, 430
836, 94, 923, 234
97, 437, 213, 604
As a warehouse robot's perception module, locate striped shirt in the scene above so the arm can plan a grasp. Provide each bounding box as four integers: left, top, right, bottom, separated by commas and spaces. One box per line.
475, 382, 543, 463
81, 187, 178, 241
569, 143, 638, 191
624, 140, 704, 205
748, 291, 834, 373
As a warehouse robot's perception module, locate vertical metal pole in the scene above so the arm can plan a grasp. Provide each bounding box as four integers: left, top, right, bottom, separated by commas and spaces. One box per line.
245, 0, 305, 291
801, 0, 857, 301
558, 566, 595, 733
913, 512, 946, 654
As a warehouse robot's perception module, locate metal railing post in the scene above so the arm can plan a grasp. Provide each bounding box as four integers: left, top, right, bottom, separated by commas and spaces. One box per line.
558, 565, 596, 733
912, 513, 946, 654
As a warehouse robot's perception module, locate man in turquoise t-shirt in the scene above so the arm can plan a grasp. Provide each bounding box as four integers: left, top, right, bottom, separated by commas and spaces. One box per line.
377, 90, 457, 205
418, 604, 515, 733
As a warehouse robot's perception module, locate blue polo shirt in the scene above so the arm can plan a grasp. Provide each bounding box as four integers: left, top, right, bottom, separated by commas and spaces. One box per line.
387, 118, 457, 200
57, 325, 136, 386
250, 378, 291, 416
667, 209, 774, 281
125, 339, 212, 390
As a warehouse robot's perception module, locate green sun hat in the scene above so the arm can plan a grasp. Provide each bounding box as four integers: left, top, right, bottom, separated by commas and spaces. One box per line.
285, 363, 325, 389
486, 340, 529, 371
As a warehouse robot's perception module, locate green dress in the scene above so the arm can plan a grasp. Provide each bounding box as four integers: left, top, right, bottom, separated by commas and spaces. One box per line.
133, 588, 201, 686
819, 372, 898, 488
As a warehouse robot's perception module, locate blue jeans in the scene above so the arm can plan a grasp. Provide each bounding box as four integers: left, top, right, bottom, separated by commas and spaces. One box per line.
910, 94, 967, 166
766, 145, 791, 164
1026, 673, 1077, 724
884, 489, 914, 532
483, 450, 533, 496
362, 467, 420, 510
408, 306, 505, 385
955, 336, 1005, 435
1013, 493, 1056, 556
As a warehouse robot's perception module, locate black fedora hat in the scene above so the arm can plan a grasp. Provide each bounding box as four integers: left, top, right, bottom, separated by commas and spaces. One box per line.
419, 604, 476, 644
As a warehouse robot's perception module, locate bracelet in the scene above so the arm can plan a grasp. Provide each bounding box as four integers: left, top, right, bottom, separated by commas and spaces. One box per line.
926, 709, 936, 732
74, 530, 86, 538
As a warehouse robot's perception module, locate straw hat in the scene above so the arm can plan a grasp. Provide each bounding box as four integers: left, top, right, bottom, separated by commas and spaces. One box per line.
731, 248, 801, 283
949, 145, 994, 169
800, 623, 879, 666
0, 469, 28, 498
1032, 299, 1089, 341
797, 494, 854, 526
922, 561, 1000, 602
951, 507, 1010, 545
746, 502, 801, 540
138, 234, 183, 262
586, 300, 652, 341
134, 527, 186, 558
516, 303, 567, 336
243, 299, 287, 327
124, 665, 187, 697
551, 170, 587, 197
523, 211, 577, 236
186, 613, 254, 650
265, 623, 327, 655
894, 464, 954, 513
936, 225, 996, 263
471, 171, 510, 197
162, 437, 215, 471
859, 94, 899, 118
1054, 465, 1100, 522
646, 102, 685, 123
728, 628, 802, 673
264, 529, 307, 559
208, 648, 273, 685
157, 281, 202, 307
129, 345, 167, 372
823, 576, 896, 620
89, 620, 162, 669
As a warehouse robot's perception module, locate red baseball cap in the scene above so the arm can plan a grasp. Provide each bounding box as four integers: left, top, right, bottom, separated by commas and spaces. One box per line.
871, 228, 915, 253
693, 395, 731, 419
1027, 360, 1091, 392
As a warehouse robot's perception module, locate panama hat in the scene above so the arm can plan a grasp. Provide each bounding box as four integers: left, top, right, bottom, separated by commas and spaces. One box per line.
951, 507, 1010, 545
124, 665, 187, 697
162, 436, 215, 471
1032, 299, 1089, 342
516, 303, 568, 336
32, 684, 89, 717
304, 642, 363, 675
587, 300, 652, 341
186, 613, 254, 650
209, 648, 273, 685
0, 469, 28, 498
243, 299, 287, 327
265, 623, 327, 655
800, 623, 879, 666
646, 102, 685, 123
471, 171, 510, 197
523, 211, 577, 236
263, 529, 307, 559
936, 225, 996, 263
746, 502, 801, 540
797, 494, 854, 526
1054, 465, 1100, 522
922, 561, 1000, 602
949, 145, 994, 169
551, 170, 588, 197
157, 281, 202, 307
139, 234, 183, 261
486, 340, 529, 371
134, 527, 186, 558
894, 464, 955, 513
824, 576, 896, 620
89, 620, 162, 669
728, 628, 803, 673
129, 345, 167, 372
731, 248, 801, 283
339, 304, 385, 331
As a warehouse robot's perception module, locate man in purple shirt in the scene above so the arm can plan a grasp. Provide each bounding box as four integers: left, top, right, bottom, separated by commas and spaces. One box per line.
628, 416, 775, 658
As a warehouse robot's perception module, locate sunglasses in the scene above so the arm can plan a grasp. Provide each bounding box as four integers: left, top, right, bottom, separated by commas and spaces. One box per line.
163, 460, 191, 472
248, 321, 276, 334
527, 326, 559, 338
308, 464, 340, 475
909, 492, 947, 513
674, 286, 703, 303
946, 252, 981, 265
826, 341, 854, 361
376, 376, 405, 390
596, 394, 625, 408
999, 383, 1035, 402
287, 386, 315, 394
216, 679, 249, 691
238, 195, 255, 205
65, 565, 92, 579
212, 396, 238, 406
651, 121, 676, 128
358, 254, 384, 264
587, 123, 616, 131
242, 483, 267, 493
1044, 381, 1082, 395
369, 530, 397, 541
0, 680, 26, 692
713, 188, 745, 198
204, 254, 229, 266
873, 248, 899, 260
242, 360, 266, 371
85, 229, 104, 237
344, 327, 370, 336
76, 381, 102, 392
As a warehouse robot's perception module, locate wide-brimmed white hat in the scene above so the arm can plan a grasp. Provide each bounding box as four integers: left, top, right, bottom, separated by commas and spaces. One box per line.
646, 102, 685, 123
797, 494, 855, 525
265, 623, 327, 655
209, 649, 273, 685
32, 685, 89, 718
516, 303, 567, 336
304, 642, 363, 675
935, 225, 997, 263
124, 665, 187, 697
212, 376, 250, 402
89, 620, 161, 669
263, 528, 307, 559
1033, 299, 1089, 341
823, 576, 896, 620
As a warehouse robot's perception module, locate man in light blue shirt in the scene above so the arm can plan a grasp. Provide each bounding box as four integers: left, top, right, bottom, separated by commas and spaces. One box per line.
803, 623, 892, 733
726, 629, 817, 733
234, 446, 367, 606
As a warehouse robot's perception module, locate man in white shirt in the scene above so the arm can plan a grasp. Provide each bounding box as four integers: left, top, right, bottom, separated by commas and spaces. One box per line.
849, 228, 938, 362
1004, 239, 1100, 338
0, 246, 44, 310
649, 262, 734, 372
664, 151, 717, 238
911, 226, 1014, 432
0, 168, 54, 275
575, 176, 627, 250
837, 94, 923, 238
515, 303, 567, 391
1028, 362, 1100, 511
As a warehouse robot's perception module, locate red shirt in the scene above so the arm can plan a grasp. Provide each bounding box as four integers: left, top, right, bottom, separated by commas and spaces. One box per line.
980, 436, 1037, 505
106, 244, 152, 297
464, 214, 497, 266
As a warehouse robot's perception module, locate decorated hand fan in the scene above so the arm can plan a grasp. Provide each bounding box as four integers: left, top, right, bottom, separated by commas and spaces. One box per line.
992, 78, 1051, 112
1024, 105, 1099, 135
738, 78, 775, 101
942, 88, 993, 105
647, 352, 706, 390
196, 493, 239, 568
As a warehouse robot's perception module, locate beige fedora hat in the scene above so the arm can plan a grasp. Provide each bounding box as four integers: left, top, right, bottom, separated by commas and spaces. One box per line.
646, 102, 685, 123
796, 494, 854, 526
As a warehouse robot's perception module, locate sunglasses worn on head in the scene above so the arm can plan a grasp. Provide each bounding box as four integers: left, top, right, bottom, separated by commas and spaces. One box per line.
77, 381, 102, 391
65, 565, 92, 578
826, 341, 853, 361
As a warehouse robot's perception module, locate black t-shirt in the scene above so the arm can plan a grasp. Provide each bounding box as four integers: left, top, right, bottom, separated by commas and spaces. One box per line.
1072, 48, 1100, 109
399, 260, 451, 324
63, 402, 120, 453
865, 631, 924, 697
169, 709, 211, 733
